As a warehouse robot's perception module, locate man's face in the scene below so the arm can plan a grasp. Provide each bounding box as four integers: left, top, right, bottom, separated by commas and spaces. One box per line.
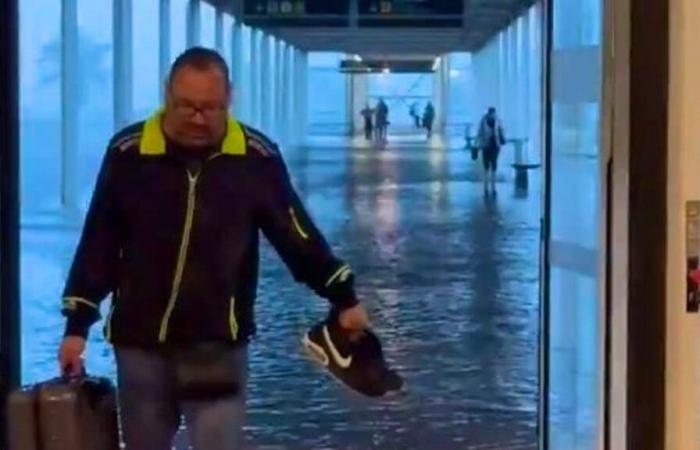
164, 65, 231, 148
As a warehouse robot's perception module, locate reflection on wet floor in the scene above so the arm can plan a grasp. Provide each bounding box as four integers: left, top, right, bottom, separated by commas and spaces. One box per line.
21, 138, 541, 449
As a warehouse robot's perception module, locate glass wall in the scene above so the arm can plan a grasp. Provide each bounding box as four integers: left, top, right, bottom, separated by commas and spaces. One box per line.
19, 0, 62, 211
446, 52, 475, 135
307, 52, 347, 135
547, 0, 603, 447
77, 0, 114, 209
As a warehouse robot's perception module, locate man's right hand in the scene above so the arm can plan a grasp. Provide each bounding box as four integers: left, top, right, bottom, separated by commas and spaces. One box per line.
58, 336, 86, 377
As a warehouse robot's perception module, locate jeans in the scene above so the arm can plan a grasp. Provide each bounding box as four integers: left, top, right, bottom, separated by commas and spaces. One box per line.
115, 345, 248, 450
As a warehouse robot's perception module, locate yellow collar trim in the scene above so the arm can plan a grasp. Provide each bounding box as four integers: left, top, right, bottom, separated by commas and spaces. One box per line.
140, 109, 246, 156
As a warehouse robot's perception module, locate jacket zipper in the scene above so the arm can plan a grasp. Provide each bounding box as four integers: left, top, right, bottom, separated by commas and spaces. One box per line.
158, 170, 200, 342
229, 295, 239, 341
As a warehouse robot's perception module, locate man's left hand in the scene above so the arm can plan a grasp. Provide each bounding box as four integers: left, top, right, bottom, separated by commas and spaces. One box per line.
338, 303, 370, 332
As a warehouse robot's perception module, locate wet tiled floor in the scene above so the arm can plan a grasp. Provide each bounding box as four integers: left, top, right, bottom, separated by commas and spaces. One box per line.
21, 136, 542, 449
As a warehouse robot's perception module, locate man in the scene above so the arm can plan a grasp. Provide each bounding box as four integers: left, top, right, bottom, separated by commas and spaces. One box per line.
360, 103, 374, 141
374, 98, 389, 143
422, 101, 435, 139
477, 107, 506, 190
58, 47, 369, 450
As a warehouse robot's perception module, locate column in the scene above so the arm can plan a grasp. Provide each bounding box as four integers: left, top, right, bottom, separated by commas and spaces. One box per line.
432, 56, 449, 133
498, 32, 507, 122
509, 23, 519, 137
286, 45, 297, 146
61, 0, 80, 210
260, 34, 271, 134
442, 55, 450, 134
295, 49, 308, 146
351, 74, 369, 136
250, 29, 261, 128
214, 9, 224, 52
278, 41, 286, 142
232, 21, 244, 119
432, 57, 442, 132
186, 0, 201, 48
345, 72, 354, 136
159, 0, 171, 99
274, 38, 284, 141
113, 0, 133, 131
279, 41, 290, 145
516, 17, 527, 141
528, 4, 542, 164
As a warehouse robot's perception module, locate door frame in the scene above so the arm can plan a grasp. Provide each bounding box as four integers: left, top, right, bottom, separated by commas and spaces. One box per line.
0, 0, 22, 447
539, 0, 670, 448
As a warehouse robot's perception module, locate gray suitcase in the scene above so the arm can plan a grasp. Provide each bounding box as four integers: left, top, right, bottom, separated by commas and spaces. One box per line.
7, 376, 119, 450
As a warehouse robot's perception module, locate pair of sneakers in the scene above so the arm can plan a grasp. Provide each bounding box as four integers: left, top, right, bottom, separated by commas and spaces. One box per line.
302, 309, 403, 398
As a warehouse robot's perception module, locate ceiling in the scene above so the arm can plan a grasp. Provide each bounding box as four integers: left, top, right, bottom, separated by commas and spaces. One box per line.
208, 0, 537, 56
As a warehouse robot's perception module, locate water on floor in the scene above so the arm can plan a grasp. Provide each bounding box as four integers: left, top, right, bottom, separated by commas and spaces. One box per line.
21, 136, 541, 449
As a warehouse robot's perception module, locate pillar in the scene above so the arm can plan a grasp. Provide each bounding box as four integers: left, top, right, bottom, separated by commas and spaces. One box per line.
231, 21, 244, 119
250, 29, 261, 128
61, 0, 80, 210
260, 34, 271, 133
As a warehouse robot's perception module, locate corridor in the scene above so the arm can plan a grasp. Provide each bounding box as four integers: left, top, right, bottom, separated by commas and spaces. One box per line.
21, 138, 541, 449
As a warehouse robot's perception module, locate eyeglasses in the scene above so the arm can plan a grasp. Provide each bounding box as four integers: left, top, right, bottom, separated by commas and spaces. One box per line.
171, 100, 228, 119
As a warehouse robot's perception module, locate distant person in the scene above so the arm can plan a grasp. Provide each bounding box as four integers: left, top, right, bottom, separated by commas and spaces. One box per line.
409, 101, 421, 128
422, 102, 435, 139
375, 98, 389, 143
360, 103, 374, 140
477, 107, 506, 189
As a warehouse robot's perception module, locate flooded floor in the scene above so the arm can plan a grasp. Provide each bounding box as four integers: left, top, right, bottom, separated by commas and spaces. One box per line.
21, 136, 541, 449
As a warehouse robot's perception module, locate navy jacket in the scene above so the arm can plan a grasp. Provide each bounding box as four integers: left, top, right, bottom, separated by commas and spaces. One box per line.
61, 111, 357, 347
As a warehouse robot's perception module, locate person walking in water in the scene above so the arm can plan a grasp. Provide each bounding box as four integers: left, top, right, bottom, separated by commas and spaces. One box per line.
360, 103, 374, 141
477, 107, 506, 190
422, 102, 435, 139
374, 98, 389, 143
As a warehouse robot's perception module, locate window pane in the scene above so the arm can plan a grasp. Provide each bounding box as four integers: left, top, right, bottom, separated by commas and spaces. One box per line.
200, 2, 216, 49
77, 0, 114, 210
19, 0, 61, 212
447, 53, 474, 133
554, 0, 602, 49
548, 0, 603, 447
171, 0, 188, 60
308, 52, 347, 134
132, 0, 161, 120
19, 0, 62, 385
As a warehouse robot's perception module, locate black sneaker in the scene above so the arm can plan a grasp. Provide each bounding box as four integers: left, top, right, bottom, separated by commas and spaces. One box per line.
302, 311, 403, 398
